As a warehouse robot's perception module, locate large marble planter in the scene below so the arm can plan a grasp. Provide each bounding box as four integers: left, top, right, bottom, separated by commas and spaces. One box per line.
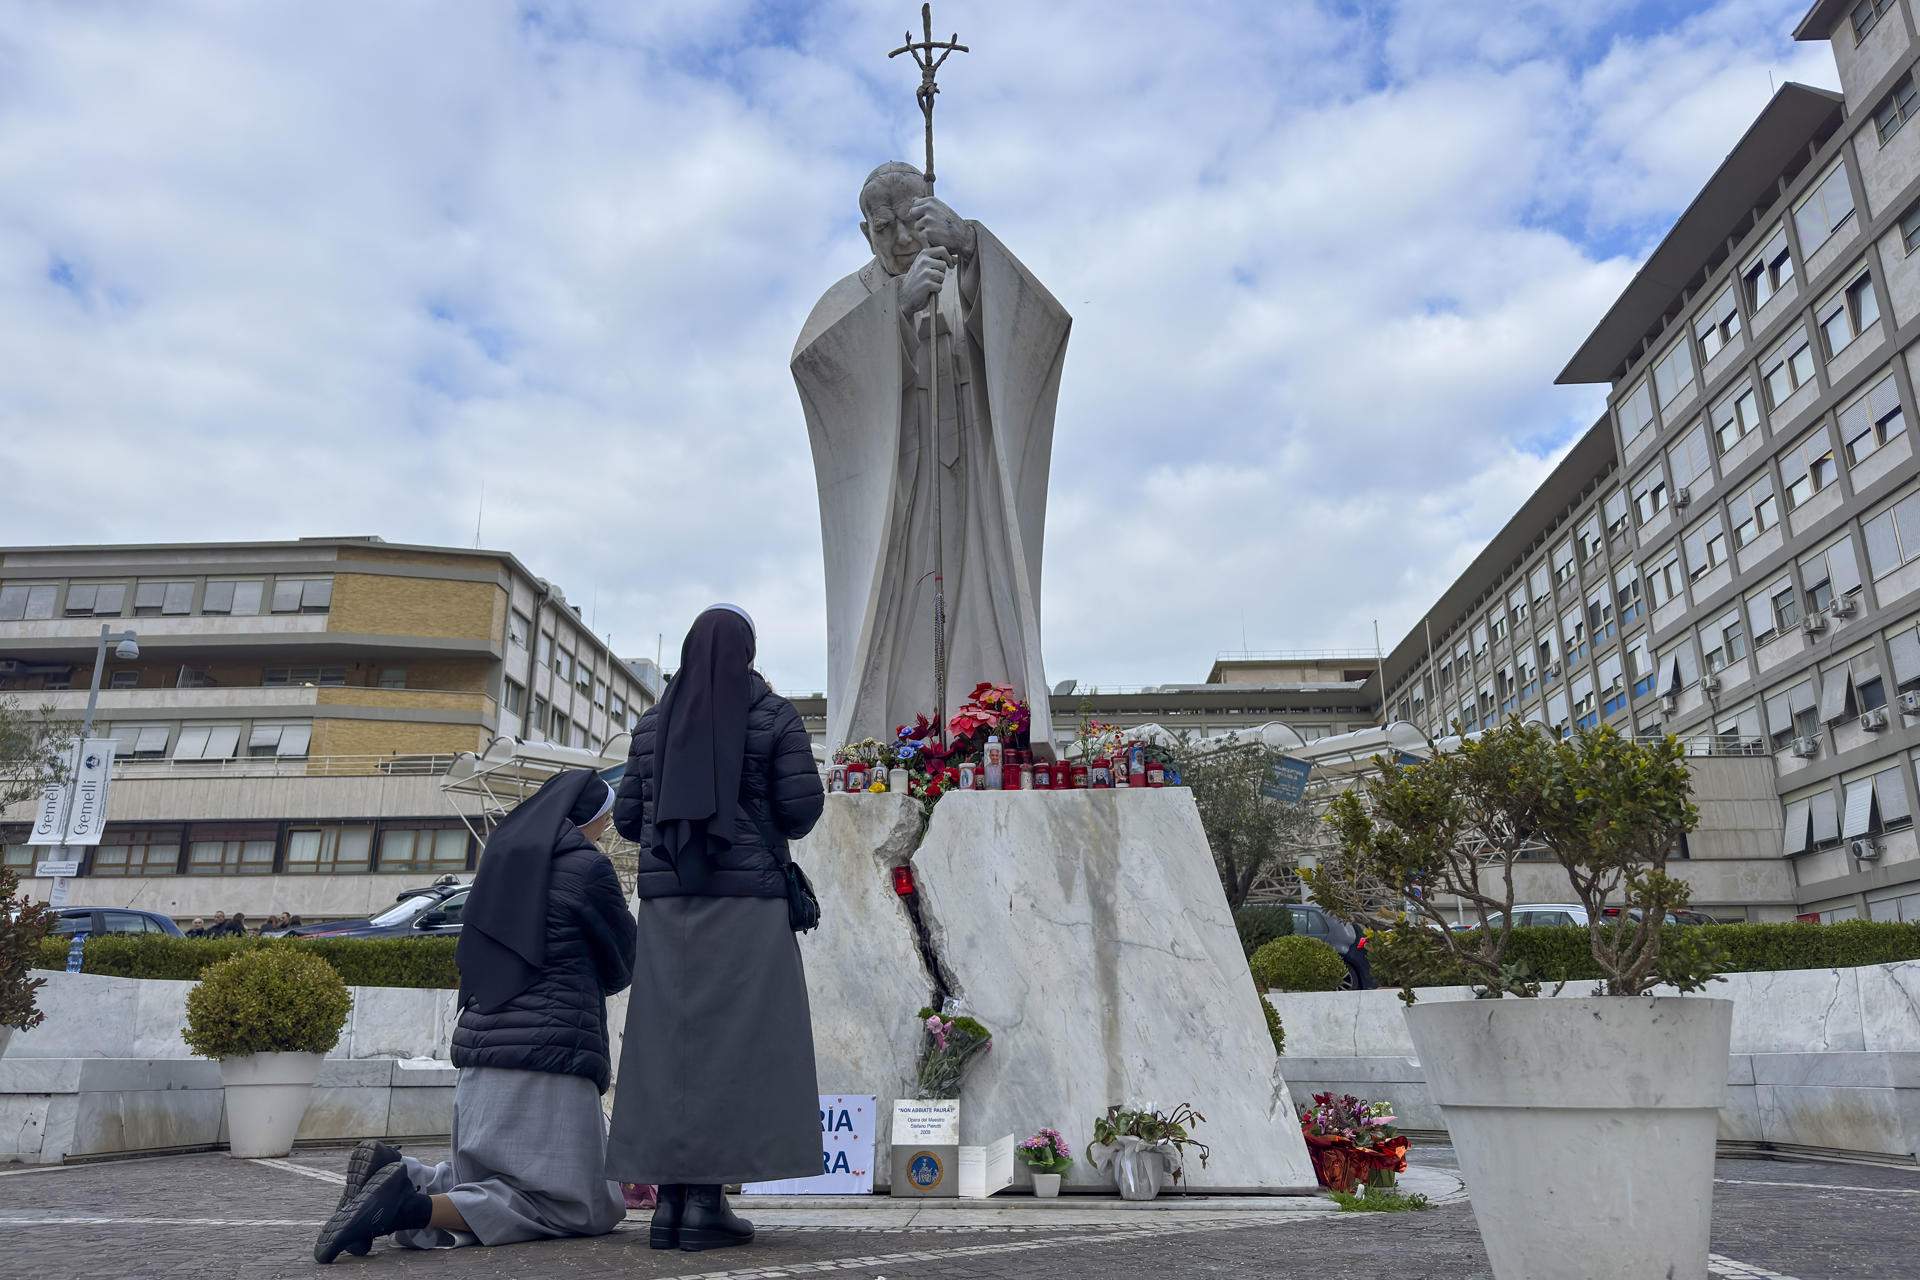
1406, 996, 1732, 1280
219, 1051, 324, 1158
0, 1026, 12, 1059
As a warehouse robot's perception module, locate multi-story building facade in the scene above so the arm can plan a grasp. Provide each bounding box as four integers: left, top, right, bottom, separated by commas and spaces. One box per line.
0, 536, 654, 919
1382, 4, 1920, 924
790, 651, 1383, 751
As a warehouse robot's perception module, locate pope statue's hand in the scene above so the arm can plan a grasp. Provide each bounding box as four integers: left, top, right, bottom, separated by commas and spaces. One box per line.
912, 197, 976, 260
902, 246, 951, 316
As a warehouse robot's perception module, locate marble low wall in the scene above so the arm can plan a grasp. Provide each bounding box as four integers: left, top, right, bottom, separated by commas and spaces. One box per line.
1268, 961, 1920, 1161
0, 1057, 455, 1165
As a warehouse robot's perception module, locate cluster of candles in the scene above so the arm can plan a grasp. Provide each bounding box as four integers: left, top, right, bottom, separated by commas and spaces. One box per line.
827, 737, 1169, 794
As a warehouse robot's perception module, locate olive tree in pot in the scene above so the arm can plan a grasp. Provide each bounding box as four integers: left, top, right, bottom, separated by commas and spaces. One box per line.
1313, 720, 1726, 1280
184, 947, 353, 1158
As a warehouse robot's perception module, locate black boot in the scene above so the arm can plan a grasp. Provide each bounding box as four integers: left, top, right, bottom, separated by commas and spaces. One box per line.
678, 1183, 754, 1252
313, 1164, 432, 1264
650, 1184, 687, 1250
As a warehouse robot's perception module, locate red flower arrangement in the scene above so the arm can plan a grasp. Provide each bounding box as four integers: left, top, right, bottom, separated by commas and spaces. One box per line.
947, 682, 1030, 757
1298, 1092, 1409, 1194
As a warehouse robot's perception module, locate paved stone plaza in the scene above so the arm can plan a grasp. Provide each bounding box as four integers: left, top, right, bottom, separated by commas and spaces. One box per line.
1, 1144, 1914, 1278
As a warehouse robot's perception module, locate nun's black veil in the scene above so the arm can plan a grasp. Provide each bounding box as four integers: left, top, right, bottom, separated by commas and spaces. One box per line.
651, 608, 756, 876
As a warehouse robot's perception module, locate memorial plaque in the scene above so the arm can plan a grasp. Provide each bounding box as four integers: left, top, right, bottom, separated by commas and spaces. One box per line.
889, 1098, 960, 1197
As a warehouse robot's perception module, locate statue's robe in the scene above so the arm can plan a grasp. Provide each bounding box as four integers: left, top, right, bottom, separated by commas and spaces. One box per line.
792, 226, 1070, 752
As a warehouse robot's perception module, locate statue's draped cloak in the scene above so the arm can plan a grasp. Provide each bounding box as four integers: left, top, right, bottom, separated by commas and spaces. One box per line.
792, 226, 1069, 751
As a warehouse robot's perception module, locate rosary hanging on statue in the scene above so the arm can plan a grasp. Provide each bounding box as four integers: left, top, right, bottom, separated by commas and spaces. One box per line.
889, 4, 969, 746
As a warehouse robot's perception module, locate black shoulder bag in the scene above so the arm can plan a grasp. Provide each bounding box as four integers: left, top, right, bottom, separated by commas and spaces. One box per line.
753, 811, 820, 934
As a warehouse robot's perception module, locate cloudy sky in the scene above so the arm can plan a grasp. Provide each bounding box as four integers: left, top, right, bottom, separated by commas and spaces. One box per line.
0, 0, 1841, 693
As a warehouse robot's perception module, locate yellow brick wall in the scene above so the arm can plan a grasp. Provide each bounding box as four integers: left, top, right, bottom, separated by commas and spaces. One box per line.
355, 548, 510, 573
327, 573, 503, 643
309, 718, 485, 758
315, 687, 493, 715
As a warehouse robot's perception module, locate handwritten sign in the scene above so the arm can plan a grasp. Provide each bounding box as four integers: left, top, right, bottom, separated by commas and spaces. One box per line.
743, 1095, 875, 1196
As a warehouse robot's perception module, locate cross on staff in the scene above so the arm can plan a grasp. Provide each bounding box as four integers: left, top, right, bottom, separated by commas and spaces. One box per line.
888, 3, 968, 194
887, 3, 969, 751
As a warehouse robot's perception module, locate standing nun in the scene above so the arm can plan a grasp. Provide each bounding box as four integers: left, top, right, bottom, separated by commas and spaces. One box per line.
606, 604, 826, 1253
314, 769, 636, 1263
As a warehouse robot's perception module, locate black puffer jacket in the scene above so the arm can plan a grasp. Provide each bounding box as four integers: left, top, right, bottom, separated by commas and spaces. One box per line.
615, 674, 825, 899
450, 827, 636, 1092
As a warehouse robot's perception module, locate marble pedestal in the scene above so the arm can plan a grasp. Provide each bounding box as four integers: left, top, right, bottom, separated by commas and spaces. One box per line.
797, 789, 1317, 1193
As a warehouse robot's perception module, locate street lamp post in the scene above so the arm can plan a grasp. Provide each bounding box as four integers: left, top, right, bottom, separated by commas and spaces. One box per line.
42, 625, 138, 909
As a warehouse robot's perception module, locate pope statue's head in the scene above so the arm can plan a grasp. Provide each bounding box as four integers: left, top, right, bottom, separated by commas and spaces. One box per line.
859, 161, 930, 277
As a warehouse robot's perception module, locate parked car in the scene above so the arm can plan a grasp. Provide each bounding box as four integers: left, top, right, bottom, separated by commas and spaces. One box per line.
51, 907, 184, 938
1460, 904, 1681, 930
292, 885, 470, 940
1279, 903, 1375, 989
286, 877, 468, 939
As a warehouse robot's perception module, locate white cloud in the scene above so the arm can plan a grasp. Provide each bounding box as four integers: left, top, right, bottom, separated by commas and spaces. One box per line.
0, 0, 1839, 695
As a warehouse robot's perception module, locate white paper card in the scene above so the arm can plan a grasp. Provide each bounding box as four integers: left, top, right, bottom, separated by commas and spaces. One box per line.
891, 1098, 959, 1146
958, 1134, 1015, 1199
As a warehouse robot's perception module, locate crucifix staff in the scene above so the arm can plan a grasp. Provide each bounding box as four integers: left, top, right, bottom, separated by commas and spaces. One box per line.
889, 3, 968, 748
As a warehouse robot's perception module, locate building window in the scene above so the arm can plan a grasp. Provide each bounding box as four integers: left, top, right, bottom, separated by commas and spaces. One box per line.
201, 579, 263, 616
172, 725, 242, 761
503, 678, 525, 715
1780, 427, 1837, 510
536, 632, 553, 667
1743, 227, 1794, 311
246, 723, 312, 758
0, 584, 58, 621
1616, 565, 1643, 625
554, 649, 572, 680
188, 835, 276, 875
1603, 488, 1630, 540
575, 662, 593, 693
63, 584, 127, 617
108, 670, 139, 690
1728, 474, 1779, 549
1616, 379, 1655, 443
270, 577, 333, 613
263, 666, 346, 687
1844, 767, 1911, 840
551, 710, 571, 743
1840, 371, 1905, 467
509, 609, 531, 648
1652, 337, 1695, 409
108, 724, 171, 759
1854, 0, 1897, 42
1903, 201, 1920, 256
532, 695, 548, 730
592, 678, 606, 708
132, 581, 194, 617
88, 827, 182, 877
377, 826, 469, 873
1766, 680, 1818, 751
1647, 554, 1685, 609
1801, 537, 1864, 615
1632, 466, 1669, 525
1702, 609, 1748, 673
1819, 272, 1880, 357
1628, 639, 1654, 697
1793, 160, 1856, 251
1712, 384, 1761, 457
1551, 539, 1575, 586
1875, 72, 1918, 146
1667, 422, 1711, 493
285, 825, 373, 874
377, 667, 407, 689
1695, 283, 1741, 361
1762, 335, 1817, 409
1585, 587, 1614, 642
1684, 515, 1728, 581
1864, 489, 1920, 580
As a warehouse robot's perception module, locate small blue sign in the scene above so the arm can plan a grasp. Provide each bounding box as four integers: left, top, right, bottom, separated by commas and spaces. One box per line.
1261, 756, 1312, 803
65, 933, 87, 974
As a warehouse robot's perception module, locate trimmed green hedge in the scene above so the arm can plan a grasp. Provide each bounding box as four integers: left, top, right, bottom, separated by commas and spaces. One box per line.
1234, 905, 1294, 957
1371, 919, 1920, 989
33, 934, 458, 989
1251, 936, 1348, 992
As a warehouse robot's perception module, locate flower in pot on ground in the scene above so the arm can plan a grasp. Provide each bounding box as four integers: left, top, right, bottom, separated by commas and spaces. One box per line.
184, 946, 353, 1061
1086, 1103, 1210, 1199
1298, 1092, 1408, 1194
914, 1007, 992, 1099
1017, 1127, 1074, 1175
1250, 936, 1347, 992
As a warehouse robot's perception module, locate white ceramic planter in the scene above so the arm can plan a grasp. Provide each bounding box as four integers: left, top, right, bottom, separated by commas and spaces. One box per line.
1405, 996, 1731, 1280
219, 1051, 324, 1158
1031, 1172, 1062, 1198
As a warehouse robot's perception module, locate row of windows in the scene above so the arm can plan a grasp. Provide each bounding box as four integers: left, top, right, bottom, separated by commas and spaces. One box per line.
0, 576, 333, 622
0, 820, 472, 877
99, 720, 314, 761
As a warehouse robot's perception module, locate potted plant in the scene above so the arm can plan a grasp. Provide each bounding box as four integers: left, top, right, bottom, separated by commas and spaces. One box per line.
1017, 1127, 1074, 1198
914, 1006, 992, 1098
0, 865, 55, 1058
1085, 1103, 1210, 1201
183, 946, 353, 1158
1297, 1092, 1408, 1194
1315, 720, 1726, 1280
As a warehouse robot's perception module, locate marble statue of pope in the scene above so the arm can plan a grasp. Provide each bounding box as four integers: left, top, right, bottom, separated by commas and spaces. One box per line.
792, 161, 1070, 753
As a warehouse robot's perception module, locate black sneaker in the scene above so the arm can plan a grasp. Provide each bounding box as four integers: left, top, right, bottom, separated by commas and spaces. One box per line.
678, 1183, 754, 1252
649, 1183, 687, 1250
334, 1141, 402, 1257
313, 1163, 422, 1265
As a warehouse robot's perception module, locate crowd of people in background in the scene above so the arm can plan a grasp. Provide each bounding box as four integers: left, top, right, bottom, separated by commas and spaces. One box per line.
183, 910, 301, 938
